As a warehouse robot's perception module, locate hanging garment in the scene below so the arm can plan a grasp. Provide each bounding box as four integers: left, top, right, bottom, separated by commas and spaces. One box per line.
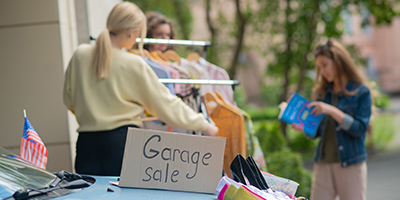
167, 62, 194, 95
141, 114, 191, 134
199, 57, 235, 105
181, 58, 214, 95
204, 92, 246, 178
242, 111, 267, 172
167, 62, 200, 112
156, 62, 182, 93
142, 57, 175, 95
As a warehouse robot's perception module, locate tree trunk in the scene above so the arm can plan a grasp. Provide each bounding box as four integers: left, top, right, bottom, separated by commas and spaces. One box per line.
173, 0, 190, 40
227, 0, 247, 79
205, 0, 219, 65
296, 0, 320, 93
280, 0, 293, 137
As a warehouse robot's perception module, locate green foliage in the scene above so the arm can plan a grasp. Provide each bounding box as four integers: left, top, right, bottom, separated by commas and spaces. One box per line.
350, 0, 400, 25
254, 120, 312, 197
346, 44, 367, 67
245, 107, 280, 121
260, 83, 283, 107
125, 0, 193, 40
234, 86, 249, 110
266, 148, 312, 198
249, 0, 400, 108
300, 77, 314, 100
256, 120, 288, 153
375, 93, 390, 109
369, 82, 391, 109
368, 113, 395, 151
287, 129, 318, 156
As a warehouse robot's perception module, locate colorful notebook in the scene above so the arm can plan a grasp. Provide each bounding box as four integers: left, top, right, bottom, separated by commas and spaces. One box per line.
278, 93, 324, 137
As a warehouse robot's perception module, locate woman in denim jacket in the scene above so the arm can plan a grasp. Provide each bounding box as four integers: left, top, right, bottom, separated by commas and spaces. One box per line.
291, 40, 372, 200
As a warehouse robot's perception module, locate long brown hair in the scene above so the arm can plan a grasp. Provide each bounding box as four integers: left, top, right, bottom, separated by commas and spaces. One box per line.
92, 2, 146, 79
312, 39, 367, 100
144, 12, 176, 51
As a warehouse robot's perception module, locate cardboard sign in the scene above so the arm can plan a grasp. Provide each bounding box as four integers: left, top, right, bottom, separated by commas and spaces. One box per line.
119, 128, 226, 194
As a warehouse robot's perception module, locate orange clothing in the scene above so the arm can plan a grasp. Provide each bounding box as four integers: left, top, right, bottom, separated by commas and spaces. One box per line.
204, 92, 246, 178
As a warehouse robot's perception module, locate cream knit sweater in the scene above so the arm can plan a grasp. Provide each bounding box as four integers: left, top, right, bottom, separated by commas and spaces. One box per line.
63, 44, 209, 132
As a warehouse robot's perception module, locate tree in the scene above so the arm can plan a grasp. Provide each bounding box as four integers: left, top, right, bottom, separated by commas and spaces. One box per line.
127, 0, 193, 40
248, 0, 400, 136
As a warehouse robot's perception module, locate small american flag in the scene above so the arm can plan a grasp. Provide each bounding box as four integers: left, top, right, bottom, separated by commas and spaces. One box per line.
21, 117, 48, 169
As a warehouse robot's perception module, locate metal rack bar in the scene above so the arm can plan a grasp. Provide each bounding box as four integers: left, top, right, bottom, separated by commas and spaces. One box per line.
159, 79, 240, 86
136, 38, 211, 47
89, 36, 211, 47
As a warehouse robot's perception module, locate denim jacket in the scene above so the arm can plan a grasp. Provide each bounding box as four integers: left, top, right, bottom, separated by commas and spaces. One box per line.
312, 81, 372, 167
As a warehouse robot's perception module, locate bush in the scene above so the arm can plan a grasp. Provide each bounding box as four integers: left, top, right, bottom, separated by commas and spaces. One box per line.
255, 120, 287, 153
287, 128, 318, 159
260, 83, 283, 107
367, 113, 395, 151
246, 107, 280, 121
255, 120, 312, 198
266, 148, 312, 198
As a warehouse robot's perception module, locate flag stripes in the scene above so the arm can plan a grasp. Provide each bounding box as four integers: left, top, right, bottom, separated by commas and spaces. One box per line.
20, 117, 48, 169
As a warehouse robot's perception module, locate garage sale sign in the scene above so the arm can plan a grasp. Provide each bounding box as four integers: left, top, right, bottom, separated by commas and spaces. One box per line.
119, 128, 226, 194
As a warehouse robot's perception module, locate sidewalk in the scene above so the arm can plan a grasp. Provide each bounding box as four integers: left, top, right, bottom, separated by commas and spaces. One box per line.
367, 96, 400, 199
366, 148, 400, 199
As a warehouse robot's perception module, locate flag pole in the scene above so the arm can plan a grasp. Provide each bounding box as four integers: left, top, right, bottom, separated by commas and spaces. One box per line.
23, 109, 31, 162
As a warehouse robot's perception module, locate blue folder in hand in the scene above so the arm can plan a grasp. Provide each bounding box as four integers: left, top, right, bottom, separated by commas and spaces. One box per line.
278, 93, 324, 137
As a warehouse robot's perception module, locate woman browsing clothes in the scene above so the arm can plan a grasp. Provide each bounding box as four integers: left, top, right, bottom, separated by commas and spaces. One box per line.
63, 2, 218, 176
291, 39, 372, 200
144, 12, 175, 52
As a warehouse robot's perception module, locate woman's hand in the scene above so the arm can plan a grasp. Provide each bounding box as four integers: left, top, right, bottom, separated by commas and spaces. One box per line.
291, 123, 304, 133
308, 101, 346, 125
307, 101, 334, 116
204, 124, 219, 137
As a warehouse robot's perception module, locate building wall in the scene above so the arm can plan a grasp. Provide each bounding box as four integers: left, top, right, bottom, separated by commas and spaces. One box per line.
0, 0, 76, 172
343, 16, 400, 94
0, 0, 120, 172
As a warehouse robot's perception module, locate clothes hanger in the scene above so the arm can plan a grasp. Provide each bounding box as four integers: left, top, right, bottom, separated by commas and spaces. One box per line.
203, 92, 239, 116
127, 49, 140, 55
155, 50, 169, 62
140, 49, 153, 58
164, 50, 181, 65
128, 49, 152, 58
186, 52, 200, 63
212, 92, 242, 115
150, 51, 167, 65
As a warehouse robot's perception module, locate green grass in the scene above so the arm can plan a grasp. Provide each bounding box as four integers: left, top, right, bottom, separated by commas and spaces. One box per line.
367, 113, 396, 152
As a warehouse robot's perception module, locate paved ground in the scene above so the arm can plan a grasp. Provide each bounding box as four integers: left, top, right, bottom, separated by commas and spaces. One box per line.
366, 148, 400, 199
303, 96, 400, 200
368, 96, 400, 200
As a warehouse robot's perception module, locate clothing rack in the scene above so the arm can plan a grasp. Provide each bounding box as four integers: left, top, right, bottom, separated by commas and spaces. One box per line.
89, 36, 211, 57
159, 79, 240, 86
89, 36, 211, 46
159, 79, 240, 90
89, 36, 240, 88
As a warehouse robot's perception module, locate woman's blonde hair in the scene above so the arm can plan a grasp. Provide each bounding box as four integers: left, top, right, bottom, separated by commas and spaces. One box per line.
312, 39, 367, 100
93, 2, 147, 79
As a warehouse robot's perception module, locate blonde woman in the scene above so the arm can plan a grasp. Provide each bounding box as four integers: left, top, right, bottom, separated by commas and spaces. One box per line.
63, 2, 218, 176
291, 39, 372, 200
